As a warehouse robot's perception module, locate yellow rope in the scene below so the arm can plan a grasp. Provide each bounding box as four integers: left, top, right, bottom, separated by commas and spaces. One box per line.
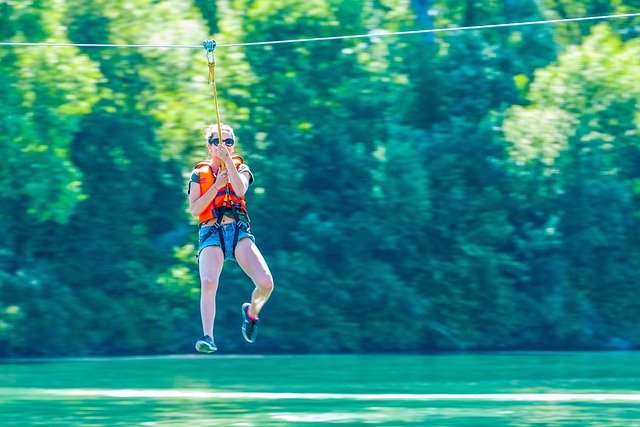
206, 59, 226, 171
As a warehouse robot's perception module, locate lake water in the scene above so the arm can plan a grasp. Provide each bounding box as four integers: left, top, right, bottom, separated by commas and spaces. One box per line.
1, 352, 639, 426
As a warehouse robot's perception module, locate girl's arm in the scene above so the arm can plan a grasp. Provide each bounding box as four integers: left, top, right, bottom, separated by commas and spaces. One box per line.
188, 172, 227, 217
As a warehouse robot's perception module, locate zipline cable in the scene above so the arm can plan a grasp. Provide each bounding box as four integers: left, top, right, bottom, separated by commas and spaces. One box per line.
0, 12, 638, 49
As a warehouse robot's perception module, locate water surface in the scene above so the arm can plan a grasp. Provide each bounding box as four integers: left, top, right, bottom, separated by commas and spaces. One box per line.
1, 352, 639, 426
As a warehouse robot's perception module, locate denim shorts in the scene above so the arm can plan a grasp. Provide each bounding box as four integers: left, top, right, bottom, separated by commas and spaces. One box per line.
198, 222, 255, 261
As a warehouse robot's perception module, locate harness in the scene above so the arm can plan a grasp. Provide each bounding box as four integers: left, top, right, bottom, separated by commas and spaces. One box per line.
196, 158, 249, 259
210, 204, 244, 259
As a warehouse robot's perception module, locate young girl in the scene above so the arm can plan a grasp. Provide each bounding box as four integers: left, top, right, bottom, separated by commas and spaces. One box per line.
188, 123, 274, 352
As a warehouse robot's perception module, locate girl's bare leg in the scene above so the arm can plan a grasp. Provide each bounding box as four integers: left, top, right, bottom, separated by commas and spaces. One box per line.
198, 245, 225, 336
234, 238, 274, 318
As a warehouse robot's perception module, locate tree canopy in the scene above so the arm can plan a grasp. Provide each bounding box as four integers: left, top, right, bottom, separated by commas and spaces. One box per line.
1, 0, 639, 356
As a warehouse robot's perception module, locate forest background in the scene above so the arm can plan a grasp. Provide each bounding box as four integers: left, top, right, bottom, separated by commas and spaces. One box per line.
1, 0, 639, 357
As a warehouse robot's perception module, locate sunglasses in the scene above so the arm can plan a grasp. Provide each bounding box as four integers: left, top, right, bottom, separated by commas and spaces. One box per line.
208, 135, 235, 146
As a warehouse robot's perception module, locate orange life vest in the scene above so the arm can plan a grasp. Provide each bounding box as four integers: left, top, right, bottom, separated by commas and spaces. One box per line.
195, 156, 249, 223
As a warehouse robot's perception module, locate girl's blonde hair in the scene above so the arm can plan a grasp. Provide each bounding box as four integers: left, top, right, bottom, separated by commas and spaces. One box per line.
201, 123, 236, 140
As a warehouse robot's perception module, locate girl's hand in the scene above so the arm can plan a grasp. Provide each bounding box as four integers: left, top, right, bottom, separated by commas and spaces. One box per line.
217, 143, 233, 165
214, 170, 228, 189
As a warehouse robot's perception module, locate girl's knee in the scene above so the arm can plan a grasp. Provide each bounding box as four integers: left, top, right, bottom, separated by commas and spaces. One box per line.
257, 273, 274, 294
201, 276, 218, 292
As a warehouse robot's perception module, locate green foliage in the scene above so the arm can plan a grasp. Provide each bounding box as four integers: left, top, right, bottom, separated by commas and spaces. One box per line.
504, 24, 640, 347
0, 44, 100, 227
1, 0, 639, 356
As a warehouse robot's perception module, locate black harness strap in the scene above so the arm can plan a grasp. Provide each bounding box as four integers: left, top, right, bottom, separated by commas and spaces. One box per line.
230, 205, 242, 254
215, 206, 226, 257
